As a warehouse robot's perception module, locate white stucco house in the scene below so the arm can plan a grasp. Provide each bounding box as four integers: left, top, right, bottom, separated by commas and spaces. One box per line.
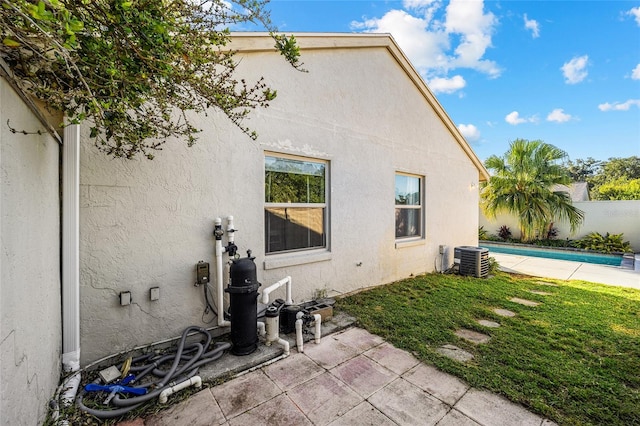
1, 32, 488, 424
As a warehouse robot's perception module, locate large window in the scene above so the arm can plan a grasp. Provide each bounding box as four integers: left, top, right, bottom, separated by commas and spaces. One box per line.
395, 173, 423, 239
265, 154, 328, 254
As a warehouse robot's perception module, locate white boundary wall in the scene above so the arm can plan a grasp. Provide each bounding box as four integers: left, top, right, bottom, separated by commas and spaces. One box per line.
480, 200, 640, 251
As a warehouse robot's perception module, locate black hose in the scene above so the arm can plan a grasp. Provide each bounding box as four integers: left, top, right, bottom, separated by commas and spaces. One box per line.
76, 326, 231, 419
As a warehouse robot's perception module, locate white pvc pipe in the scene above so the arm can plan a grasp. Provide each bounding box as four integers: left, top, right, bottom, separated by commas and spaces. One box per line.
215, 219, 231, 328
226, 215, 235, 244
295, 312, 304, 353
159, 376, 202, 404
261, 276, 293, 305
313, 314, 322, 344
257, 321, 265, 337
276, 338, 290, 356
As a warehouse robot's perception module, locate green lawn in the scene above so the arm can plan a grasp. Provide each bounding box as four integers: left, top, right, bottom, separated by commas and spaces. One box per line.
337, 272, 640, 426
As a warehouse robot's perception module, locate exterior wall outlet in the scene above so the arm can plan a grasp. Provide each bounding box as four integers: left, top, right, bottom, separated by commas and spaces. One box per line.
119, 291, 131, 306
150, 287, 160, 301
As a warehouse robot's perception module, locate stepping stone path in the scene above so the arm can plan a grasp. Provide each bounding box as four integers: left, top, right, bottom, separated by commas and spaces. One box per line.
509, 297, 540, 307
436, 344, 474, 362
477, 319, 500, 328
455, 329, 491, 344
494, 308, 516, 317
529, 290, 552, 296
535, 281, 559, 287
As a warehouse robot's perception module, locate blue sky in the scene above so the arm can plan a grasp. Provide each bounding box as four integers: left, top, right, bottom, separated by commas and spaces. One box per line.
244, 0, 640, 163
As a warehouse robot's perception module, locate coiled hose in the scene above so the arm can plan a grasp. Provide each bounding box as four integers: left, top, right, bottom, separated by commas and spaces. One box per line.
77, 326, 231, 419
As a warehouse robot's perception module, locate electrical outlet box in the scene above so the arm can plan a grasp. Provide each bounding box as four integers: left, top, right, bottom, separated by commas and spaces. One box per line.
196, 261, 210, 286
119, 291, 131, 306
150, 287, 160, 301
439, 245, 447, 254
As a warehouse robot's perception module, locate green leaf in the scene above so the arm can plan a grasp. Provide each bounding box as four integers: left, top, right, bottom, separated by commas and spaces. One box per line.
2, 37, 21, 47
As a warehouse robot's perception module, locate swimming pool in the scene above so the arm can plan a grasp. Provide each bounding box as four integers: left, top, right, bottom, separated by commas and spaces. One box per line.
480, 242, 623, 266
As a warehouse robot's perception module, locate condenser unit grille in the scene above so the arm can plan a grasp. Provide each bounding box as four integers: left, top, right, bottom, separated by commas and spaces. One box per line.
454, 246, 490, 278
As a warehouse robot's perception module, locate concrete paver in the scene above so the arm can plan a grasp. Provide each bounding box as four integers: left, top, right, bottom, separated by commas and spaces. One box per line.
436, 344, 475, 362
209, 369, 280, 419
330, 354, 397, 398
403, 363, 469, 405
333, 327, 385, 352
509, 297, 540, 307
455, 389, 544, 426
369, 378, 449, 426
327, 401, 396, 426
287, 371, 363, 425
263, 351, 324, 390
435, 409, 482, 426
145, 388, 224, 426
363, 341, 420, 375
477, 319, 501, 328
494, 308, 517, 317
227, 393, 311, 426
302, 334, 359, 369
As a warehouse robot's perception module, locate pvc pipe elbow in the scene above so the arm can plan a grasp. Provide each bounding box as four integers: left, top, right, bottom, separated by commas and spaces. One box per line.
295, 319, 304, 353
159, 376, 202, 404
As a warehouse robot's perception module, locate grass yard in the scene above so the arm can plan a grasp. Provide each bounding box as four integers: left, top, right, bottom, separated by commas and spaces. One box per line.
337, 272, 640, 426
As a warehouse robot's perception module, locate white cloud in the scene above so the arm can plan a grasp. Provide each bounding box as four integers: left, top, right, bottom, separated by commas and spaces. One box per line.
546, 108, 572, 123
505, 111, 537, 125
524, 14, 540, 38
632, 64, 640, 80
351, 0, 500, 94
561, 55, 589, 84
428, 75, 466, 93
628, 6, 640, 26
598, 99, 640, 111
458, 123, 480, 141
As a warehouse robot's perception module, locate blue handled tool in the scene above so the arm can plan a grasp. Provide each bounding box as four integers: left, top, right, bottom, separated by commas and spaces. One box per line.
84, 383, 147, 404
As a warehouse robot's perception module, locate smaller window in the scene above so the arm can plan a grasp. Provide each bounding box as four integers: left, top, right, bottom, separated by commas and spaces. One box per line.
395, 173, 423, 239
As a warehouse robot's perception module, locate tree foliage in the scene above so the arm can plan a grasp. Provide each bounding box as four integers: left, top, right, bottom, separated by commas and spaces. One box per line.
481, 139, 584, 242
563, 156, 640, 200
0, 0, 302, 159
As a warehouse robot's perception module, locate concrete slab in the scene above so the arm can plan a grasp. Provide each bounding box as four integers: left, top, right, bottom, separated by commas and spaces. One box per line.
494, 308, 516, 317
436, 344, 474, 362
435, 409, 482, 426
455, 329, 491, 344
477, 319, 501, 328
364, 341, 420, 375
263, 352, 325, 391
455, 389, 544, 426
327, 401, 396, 426
402, 363, 469, 405
209, 370, 281, 419
330, 354, 397, 398
303, 334, 359, 369
145, 388, 224, 426
333, 327, 385, 352
287, 372, 363, 426
509, 297, 540, 307
227, 393, 311, 426
369, 378, 448, 426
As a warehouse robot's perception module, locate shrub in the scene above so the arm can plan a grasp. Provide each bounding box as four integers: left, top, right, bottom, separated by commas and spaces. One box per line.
572, 232, 633, 253
498, 225, 512, 240
479, 226, 489, 240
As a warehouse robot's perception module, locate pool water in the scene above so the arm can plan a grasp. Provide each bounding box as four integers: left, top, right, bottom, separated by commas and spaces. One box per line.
480, 243, 623, 266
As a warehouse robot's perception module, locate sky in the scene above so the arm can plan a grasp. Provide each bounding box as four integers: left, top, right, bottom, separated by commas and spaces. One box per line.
242, 0, 640, 163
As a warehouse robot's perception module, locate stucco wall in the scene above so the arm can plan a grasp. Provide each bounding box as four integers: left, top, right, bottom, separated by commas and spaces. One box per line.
79, 40, 481, 364
1, 78, 61, 425
479, 200, 640, 250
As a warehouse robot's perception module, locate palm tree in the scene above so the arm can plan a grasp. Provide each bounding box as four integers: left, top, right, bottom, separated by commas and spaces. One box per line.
481, 139, 584, 242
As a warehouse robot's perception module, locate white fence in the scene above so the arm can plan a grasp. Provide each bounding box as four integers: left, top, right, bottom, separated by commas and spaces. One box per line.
479, 200, 640, 252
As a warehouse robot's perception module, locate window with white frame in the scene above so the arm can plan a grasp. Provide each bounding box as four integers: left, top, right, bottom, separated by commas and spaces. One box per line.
265, 154, 328, 254
395, 173, 423, 239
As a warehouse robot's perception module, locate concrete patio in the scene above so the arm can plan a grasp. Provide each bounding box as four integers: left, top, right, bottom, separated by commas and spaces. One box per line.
118, 326, 556, 426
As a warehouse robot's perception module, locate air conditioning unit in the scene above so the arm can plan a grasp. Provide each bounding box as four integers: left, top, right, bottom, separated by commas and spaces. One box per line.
454, 246, 490, 278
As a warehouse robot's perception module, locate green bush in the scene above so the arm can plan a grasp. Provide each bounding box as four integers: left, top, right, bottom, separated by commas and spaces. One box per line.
478, 226, 489, 240
572, 232, 633, 253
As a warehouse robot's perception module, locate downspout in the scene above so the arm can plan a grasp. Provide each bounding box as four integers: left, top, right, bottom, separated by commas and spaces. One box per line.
61, 124, 81, 404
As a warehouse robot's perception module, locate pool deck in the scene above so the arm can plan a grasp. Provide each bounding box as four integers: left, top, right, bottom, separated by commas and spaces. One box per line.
491, 252, 640, 289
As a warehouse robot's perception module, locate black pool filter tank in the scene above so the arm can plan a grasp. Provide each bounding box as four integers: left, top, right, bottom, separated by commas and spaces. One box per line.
225, 251, 261, 355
